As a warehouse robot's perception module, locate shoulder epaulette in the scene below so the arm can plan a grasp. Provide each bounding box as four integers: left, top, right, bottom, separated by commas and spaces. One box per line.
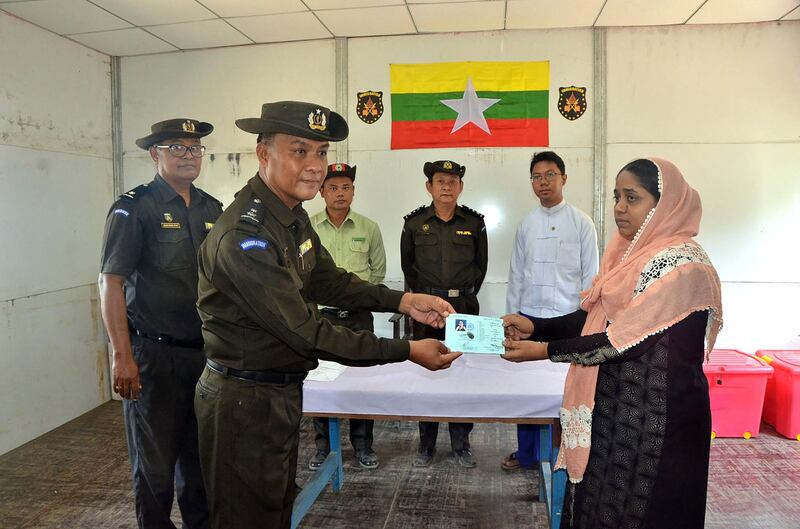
198, 188, 223, 209
460, 204, 484, 218
119, 183, 150, 201
238, 196, 265, 231
403, 205, 428, 221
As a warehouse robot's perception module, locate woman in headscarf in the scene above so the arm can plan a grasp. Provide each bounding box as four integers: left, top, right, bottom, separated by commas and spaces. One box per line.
502, 158, 722, 529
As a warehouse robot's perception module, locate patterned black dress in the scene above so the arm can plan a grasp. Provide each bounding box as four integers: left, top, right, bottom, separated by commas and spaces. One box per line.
530, 309, 711, 529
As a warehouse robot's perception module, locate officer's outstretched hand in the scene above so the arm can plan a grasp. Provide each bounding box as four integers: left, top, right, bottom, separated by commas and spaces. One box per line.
409, 339, 462, 370
399, 293, 455, 328
501, 313, 534, 340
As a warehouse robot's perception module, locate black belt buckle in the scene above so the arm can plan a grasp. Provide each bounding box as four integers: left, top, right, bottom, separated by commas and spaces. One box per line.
206, 360, 306, 385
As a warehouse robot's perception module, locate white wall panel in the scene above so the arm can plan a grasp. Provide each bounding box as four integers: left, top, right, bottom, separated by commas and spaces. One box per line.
606, 22, 800, 143
0, 286, 109, 456
119, 40, 337, 159
0, 12, 111, 155
0, 145, 113, 300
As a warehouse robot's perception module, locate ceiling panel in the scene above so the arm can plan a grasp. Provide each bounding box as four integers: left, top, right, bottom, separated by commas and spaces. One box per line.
506, 0, 605, 29
145, 19, 251, 49
198, 0, 306, 17
595, 0, 705, 27
316, 5, 415, 36
688, 0, 800, 24
406, 0, 483, 3
783, 5, 800, 18
2, 0, 131, 35
90, 0, 217, 26
227, 12, 332, 43
410, 1, 505, 32
305, 0, 404, 8
68, 27, 177, 56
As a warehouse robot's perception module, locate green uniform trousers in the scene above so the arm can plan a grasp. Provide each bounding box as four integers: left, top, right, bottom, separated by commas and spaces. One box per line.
195, 366, 302, 529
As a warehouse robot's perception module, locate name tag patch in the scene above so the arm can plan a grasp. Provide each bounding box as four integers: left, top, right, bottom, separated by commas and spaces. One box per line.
113, 208, 129, 216
351, 237, 366, 242
240, 238, 269, 251
456, 230, 472, 236
299, 239, 313, 255
161, 222, 182, 229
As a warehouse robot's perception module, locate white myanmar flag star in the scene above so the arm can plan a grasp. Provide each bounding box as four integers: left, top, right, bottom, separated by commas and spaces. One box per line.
440, 77, 500, 135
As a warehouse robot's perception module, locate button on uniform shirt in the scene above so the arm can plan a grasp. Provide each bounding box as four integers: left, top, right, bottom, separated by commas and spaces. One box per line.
506, 200, 599, 318
401, 204, 488, 293
197, 175, 409, 373
310, 209, 386, 285
100, 175, 223, 342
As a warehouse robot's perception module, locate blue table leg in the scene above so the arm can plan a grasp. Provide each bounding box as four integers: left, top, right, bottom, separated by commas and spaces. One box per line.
291, 418, 344, 528
538, 424, 566, 529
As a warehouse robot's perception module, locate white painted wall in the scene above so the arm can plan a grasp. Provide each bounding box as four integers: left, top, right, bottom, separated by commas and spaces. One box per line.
605, 22, 800, 351
0, 13, 112, 455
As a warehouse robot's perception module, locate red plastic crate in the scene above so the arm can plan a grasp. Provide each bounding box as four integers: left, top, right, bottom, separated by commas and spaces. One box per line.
703, 349, 773, 439
756, 350, 800, 441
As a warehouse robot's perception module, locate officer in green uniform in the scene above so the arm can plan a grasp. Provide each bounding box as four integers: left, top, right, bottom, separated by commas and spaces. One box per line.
401, 160, 489, 468
309, 163, 386, 471
193, 101, 462, 529
99, 118, 220, 529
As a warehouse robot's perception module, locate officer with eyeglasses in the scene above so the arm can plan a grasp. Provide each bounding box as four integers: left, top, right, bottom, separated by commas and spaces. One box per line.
99, 118, 222, 529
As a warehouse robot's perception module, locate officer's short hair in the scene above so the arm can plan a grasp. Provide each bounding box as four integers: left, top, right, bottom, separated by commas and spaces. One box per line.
257, 132, 276, 145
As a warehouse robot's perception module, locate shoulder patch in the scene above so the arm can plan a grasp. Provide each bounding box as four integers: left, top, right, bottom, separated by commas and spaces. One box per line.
119, 183, 150, 201
460, 204, 484, 219
112, 208, 130, 217
239, 197, 265, 227
403, 205, 428, 221
239, 238, 269, 251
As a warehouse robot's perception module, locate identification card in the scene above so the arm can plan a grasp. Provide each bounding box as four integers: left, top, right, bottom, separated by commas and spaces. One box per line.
444, 313, 504, 355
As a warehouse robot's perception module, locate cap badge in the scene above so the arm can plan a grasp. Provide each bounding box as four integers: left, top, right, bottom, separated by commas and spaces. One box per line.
308, 109, 327, 131
443, 161, 453, 169
335, 164, 344, 171
181, 120, 196, 133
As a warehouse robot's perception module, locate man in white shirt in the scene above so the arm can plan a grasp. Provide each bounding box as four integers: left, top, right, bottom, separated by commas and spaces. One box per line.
502, 151, 599, 471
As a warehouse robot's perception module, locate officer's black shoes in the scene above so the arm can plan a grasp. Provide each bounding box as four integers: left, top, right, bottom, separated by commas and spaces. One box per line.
355, 448, 379, 470
412, 448, 436, 467
308, 450, 329, 471
453, 448, 477, 468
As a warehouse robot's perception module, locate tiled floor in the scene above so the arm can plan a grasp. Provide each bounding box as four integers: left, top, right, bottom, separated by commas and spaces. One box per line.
0, 401, 798, 528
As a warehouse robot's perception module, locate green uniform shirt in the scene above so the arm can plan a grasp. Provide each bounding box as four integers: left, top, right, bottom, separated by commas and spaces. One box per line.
310, 209, 386, 284
401, 203, 488, 293
197, 174, 410, 373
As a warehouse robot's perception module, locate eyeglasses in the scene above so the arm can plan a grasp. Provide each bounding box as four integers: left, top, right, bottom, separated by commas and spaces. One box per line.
155, 144, 206, 158
530, 171, 561, 183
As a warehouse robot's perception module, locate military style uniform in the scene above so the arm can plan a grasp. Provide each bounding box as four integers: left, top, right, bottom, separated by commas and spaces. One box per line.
310, 203, 387, 462
401, 202, 488, 455
195, 175, 410, 528
101, 174, 222, 529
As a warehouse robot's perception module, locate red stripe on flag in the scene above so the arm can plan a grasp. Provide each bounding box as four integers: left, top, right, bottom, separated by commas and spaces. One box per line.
391, 118, 548, 149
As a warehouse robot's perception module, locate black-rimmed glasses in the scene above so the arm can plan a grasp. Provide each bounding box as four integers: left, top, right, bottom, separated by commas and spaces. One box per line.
155, 144, 206, 158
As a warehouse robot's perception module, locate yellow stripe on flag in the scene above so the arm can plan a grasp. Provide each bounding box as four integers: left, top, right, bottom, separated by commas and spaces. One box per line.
390, 61, 549, 93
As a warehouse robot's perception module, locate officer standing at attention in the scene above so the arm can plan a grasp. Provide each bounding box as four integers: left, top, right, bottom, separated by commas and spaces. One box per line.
309, 162, 387, 471
401, 160, 489, 468
193, 101, 461, 529
99, 118, 221, 529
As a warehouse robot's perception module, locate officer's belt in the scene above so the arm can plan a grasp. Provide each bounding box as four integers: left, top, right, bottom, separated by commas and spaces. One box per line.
133, 329, 203, 349
319, 307, 351, 319
206, 359, 307, 384
418, 286, 475, 298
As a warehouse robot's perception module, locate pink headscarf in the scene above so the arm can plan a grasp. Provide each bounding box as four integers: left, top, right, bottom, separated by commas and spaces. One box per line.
555, 158, 723, 483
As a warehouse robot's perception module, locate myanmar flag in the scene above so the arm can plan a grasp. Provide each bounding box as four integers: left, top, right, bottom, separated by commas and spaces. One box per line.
390, 61, 549, 149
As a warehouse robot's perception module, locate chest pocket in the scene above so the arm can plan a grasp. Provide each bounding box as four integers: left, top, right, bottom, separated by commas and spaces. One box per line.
347, 238, 369, 271
155, 228, 194, 271
414, 233, 439, 264
451, 232, 475, 263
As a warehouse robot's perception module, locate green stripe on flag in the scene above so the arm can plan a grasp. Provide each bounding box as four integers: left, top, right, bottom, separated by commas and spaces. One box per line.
391, 90, 548, 121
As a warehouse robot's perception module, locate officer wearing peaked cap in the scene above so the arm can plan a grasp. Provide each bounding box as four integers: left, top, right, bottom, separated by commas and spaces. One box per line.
401, 159, 489, 469
99, 118, 221, 529
193, 101, 462, 529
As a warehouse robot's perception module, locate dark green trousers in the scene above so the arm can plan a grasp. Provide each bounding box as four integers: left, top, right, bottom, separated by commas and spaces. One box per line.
195, 366, 302, 529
